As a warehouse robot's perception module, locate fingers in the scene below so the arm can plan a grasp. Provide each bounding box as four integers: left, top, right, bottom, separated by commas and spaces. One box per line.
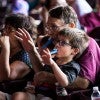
14, 35, 23, 42
15, 28, 31, 42
22, 28, 32, 40
15, 28, 34, 43
15, 28, 28, 39
18, 28, 27, 37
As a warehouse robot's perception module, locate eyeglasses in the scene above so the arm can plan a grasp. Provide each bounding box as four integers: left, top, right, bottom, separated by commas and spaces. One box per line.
53, 39, 71, 47
45, 24, 64, 31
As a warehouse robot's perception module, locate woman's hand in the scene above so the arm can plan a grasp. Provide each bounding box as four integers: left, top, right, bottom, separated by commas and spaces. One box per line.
15, 28, 35, 52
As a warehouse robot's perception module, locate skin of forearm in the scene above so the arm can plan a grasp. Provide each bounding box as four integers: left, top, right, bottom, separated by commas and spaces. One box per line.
50, 60, 69, 87
0, 49, 10, 80
28, 47, 44, 73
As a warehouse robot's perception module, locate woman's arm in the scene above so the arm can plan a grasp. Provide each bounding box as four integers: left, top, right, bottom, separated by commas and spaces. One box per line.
0, 36, 10, 80
15, 28, 43, 73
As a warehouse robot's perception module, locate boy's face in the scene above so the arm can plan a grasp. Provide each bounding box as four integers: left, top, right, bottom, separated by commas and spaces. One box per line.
45, 16, 66, 37
54, 35, 74, 58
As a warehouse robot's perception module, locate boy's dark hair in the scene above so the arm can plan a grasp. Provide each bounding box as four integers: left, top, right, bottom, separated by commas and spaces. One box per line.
49, 6, 78, 26
5, 13, 34, 34
49, 7, 63, 18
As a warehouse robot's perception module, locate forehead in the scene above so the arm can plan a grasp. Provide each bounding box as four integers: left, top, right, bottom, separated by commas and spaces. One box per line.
47, 17, 64, 26
57, 35, 70, 43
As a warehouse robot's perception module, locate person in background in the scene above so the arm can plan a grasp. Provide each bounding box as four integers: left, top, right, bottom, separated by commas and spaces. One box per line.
66, 0, 93, 18
0, 0, 8, 32
11, 0, 29, 16
79, 0, 100, 34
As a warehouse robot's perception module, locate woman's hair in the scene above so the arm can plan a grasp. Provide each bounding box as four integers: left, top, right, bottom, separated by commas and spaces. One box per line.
4, 13, 34, 34
58, 27, 89, 59
49, 6, 78, 26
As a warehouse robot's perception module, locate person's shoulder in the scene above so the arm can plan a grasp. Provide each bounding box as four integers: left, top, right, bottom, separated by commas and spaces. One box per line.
64, 60, 80, 70
71, 61, 80, 68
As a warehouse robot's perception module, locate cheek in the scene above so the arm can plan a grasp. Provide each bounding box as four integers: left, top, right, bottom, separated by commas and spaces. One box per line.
56, 48, 66, 57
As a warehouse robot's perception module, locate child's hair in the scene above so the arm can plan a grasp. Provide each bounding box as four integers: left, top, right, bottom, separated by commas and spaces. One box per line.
49, 6, 78, 26
58, 27, 89, 59
5, 13, 34, 34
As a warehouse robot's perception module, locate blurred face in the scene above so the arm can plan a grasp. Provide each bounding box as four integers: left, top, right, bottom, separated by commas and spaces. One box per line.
45, 17, 66, 37
54, 35, 74, 58
2, 25, 19, 49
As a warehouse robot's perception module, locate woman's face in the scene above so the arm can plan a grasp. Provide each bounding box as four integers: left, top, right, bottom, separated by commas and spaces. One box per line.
2, 25, 19, 49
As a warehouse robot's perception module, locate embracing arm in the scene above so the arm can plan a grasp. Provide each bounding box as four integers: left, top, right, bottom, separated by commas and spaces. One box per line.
67, 76, 90, 89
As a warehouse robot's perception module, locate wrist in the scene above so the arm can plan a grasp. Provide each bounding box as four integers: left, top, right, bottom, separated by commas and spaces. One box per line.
49, 59, 56, 66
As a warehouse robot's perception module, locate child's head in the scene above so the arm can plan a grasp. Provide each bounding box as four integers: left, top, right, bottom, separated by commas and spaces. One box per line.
49, 5, 78, 27
54, 27, 89, 59
4, 13, 34, 34
45, 5, 78, 36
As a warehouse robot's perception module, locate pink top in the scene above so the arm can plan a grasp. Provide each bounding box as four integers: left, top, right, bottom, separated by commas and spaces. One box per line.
77, 38, 100, 85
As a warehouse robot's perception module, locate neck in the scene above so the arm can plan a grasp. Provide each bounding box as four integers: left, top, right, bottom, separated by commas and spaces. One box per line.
56, 57, 73, 65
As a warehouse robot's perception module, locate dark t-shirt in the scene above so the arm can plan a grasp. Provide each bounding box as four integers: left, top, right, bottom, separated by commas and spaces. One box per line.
43, 60, 80, 84
36, 60, 80, 99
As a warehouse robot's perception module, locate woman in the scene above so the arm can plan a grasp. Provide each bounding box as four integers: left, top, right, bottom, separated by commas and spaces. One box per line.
0, 13, 35, 94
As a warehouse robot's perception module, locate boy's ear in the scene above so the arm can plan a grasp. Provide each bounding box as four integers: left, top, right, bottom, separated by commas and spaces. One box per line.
68, 22, 75, 28
72, 48, 80, 56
